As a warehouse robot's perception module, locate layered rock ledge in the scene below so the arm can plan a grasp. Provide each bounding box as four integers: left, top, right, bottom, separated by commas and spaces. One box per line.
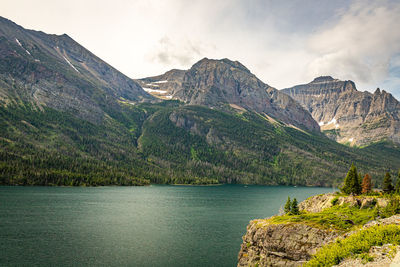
238, 220, 338, 266
238, 194, 400, 267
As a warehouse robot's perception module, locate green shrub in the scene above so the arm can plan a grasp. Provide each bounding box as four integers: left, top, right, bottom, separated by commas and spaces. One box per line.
357, 252, 374, 263
331, 197, 339, 206
380, 198, 400, 218
267, 204, 376, 231
306, 225, 400, 267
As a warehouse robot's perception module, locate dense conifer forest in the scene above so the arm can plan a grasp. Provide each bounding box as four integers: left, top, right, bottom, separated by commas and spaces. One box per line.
1, 100, 400, 186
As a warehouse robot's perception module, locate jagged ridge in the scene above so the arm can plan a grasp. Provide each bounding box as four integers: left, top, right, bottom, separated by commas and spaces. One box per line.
282, 77, 400, 145
137, 58, 320, 132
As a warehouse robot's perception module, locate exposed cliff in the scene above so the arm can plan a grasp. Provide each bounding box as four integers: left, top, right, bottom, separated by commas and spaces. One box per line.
238, 194, 400, 267
282, 76, 400, 145
238, 220, 338, 266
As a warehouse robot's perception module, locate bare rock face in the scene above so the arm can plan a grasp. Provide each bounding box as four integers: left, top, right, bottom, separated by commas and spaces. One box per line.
282, 76, 400, 145
135, 69, 185, 100
299, 193, 390, 213
336, 244, 399, 267
138, 58, 320, 132
238, 220, 338, 267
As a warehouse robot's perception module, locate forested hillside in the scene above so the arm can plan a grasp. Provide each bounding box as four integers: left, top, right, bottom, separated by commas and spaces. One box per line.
1, 16, 400, 187
2, 100, 400, 186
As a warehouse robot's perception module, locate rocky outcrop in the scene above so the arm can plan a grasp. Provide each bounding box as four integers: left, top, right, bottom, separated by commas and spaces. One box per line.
238, 194, 399, 267
282, 76, 400, 145
138, 58, 320, 132
336, 244, 400, 267
363, 214, 400, 229
238, 220, 339, 267
299, 193, 389, 213
135, 69, 185, 100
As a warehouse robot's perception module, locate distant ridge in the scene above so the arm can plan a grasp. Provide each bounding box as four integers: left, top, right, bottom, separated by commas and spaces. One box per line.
0, 16, 154, 123
282, 77, 400, 145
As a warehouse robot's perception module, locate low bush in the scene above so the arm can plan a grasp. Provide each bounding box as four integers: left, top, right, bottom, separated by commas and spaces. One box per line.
267, 204, 376, 231
306, 225, 400, 267
331, 197, 339, 206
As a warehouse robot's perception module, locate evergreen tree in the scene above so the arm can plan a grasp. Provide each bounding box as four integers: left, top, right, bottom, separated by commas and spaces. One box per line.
382, 172, 394, 194
361, 174, 372, 194
284, 197, 291, 214
341, 163, 361, 195
291, 198, 300, 215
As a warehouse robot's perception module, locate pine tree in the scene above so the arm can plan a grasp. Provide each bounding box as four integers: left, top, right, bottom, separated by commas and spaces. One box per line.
341, 163, 361, 195
291, 198, 299, 215
361, 174, 372, 194
284, 197, 291, 214
382, 172, 394, 194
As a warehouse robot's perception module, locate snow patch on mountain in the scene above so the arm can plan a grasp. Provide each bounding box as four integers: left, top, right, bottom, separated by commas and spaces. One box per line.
63, 56, 80, 73
15, 38, 22, 47
143, 88, 168, 94
327, 117, 340, 129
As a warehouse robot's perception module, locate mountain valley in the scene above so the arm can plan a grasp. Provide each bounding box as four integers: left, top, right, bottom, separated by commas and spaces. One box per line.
1, 16, 400, 187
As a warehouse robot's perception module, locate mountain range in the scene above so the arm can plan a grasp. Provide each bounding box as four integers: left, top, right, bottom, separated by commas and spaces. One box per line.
137, 58, 319, 132
282, 76, 400, 146
1, 16, 400, 187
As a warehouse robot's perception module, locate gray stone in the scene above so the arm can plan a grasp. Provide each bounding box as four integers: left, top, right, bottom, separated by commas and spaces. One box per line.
282, 76, 400, 145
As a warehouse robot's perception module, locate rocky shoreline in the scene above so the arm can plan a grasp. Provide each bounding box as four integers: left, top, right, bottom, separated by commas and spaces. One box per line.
238, 193, 400, 266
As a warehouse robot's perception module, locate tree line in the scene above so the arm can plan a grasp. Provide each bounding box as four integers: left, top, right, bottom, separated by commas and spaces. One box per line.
341, 163, 400, 195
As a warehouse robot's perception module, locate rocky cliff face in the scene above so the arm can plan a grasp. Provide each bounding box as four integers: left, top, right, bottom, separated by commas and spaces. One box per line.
282, 76, 400, 145
238, 221, 338, 266
0, 16, 153, 123
238, 194, 398, 267
138, 58, 320, 132
299, 193, 390, 213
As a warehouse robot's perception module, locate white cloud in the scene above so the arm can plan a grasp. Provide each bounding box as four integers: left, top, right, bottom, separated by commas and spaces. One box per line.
147, 36, 214, 67
306, 0, 400, 90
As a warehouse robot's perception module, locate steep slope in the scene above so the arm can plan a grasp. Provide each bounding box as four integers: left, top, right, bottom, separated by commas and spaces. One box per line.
137, 58, 320, 132
0, 16, 153, 123
0, 16, 156, 186
282, 76, 400, 145
136, 69, 185, 100
134, 103, 400, 186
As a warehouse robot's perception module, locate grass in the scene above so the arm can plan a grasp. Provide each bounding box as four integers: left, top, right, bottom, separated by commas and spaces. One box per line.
258, 204, 376, 232
305, 224, 400, 267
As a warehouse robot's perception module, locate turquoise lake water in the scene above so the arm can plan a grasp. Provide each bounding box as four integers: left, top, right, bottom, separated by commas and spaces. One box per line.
0, 185, 334, 266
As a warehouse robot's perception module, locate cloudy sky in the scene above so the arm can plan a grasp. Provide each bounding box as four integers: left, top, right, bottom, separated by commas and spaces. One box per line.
2, 0, 400, 98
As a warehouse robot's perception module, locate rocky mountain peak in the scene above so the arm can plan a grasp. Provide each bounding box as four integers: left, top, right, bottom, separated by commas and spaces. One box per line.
311, 76, 335, 83
138, 58, 320, 132
282, 78, 400, 145
191, 57, 251, 74
0, 16, 153, 123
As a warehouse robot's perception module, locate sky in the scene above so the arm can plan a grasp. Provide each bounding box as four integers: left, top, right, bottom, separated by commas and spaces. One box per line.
2, 0, 400, 98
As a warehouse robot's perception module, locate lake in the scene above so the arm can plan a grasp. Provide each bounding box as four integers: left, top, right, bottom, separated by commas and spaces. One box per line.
0, 185, 333, 266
